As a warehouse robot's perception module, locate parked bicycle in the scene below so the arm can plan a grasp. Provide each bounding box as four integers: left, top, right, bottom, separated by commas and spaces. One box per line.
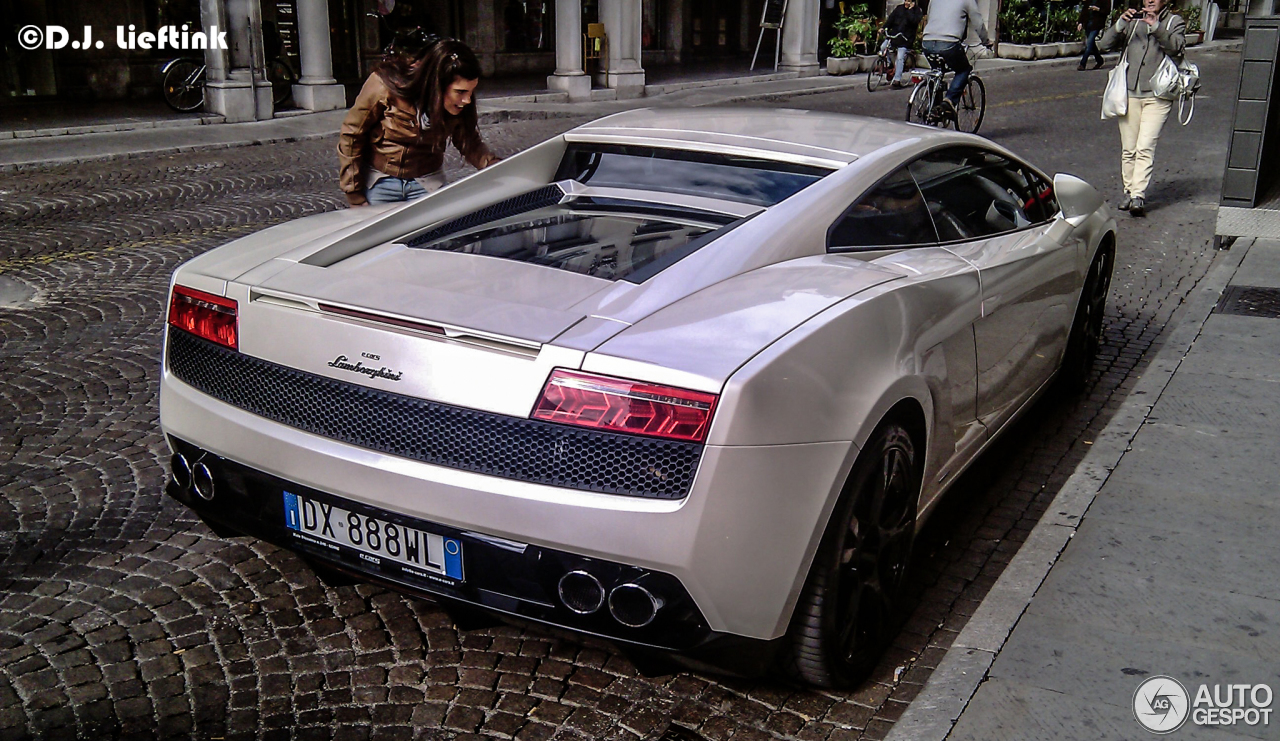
867, 30, 910, 92
904, 44, 988, 133
161, 55, 298, 112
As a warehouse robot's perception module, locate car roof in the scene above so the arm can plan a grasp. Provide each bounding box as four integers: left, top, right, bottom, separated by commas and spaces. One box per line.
564, 107, 949, 169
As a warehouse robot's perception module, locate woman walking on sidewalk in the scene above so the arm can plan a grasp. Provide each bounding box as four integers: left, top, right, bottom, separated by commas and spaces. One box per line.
1099, 0, 1185, 217
1077, 0, 1111, 70
338, 38, 500, 207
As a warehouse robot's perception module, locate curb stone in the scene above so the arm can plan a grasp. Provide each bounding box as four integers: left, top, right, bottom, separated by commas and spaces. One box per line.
883, 238, 1252, 741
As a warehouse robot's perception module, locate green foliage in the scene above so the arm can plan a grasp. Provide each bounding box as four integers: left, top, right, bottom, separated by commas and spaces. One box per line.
998, 0, 1045, 44
830, 4, 880, 56
1181, 4, 1203, 31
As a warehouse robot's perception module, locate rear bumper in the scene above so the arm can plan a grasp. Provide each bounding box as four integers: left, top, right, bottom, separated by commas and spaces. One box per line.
165, 436, 783, 674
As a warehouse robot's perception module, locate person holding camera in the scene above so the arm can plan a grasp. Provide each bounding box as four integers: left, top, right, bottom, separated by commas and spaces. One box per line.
1099, 0, 1185, 216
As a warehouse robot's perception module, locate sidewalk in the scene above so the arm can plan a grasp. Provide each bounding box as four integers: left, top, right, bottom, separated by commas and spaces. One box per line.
0, 40, 1240, 172
888, 238, 1280, 740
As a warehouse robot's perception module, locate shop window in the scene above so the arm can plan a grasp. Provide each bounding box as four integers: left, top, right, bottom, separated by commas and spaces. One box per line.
503, 1, 553, 52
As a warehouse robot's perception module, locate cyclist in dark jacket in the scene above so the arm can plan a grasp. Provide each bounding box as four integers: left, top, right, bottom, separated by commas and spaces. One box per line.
883, 0, 925, 88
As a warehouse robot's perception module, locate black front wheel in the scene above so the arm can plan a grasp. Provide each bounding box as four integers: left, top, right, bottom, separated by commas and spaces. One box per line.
868, 55, 892, 92
784, 419, 920, 688
162, 60, 205, 113
1059, 243, 1114, 393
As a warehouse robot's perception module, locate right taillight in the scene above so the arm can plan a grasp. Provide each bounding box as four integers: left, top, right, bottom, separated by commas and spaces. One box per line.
531, 369, 718, 443
168, 285, 238, 350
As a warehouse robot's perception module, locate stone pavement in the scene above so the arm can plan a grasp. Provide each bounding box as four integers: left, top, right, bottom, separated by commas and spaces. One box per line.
888, 238, 1280, 741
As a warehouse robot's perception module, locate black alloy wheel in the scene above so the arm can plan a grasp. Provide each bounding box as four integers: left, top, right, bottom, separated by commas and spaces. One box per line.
1059, 244, 1114, 393
785, 420, 920, 688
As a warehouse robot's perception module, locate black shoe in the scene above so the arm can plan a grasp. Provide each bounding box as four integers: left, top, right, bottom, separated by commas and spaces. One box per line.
1129, 197, 1146, 217
1118, 195, 1132, 211
1077, 63, 1087, 71
891, 79, 904, 89
1092, 59, 1104, 70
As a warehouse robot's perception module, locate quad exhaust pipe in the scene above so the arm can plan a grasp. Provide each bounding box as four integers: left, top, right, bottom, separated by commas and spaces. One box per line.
556, 569, 665, 628
171, 453, 215, 501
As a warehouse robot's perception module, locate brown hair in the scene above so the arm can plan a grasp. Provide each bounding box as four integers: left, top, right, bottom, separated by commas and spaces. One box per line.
372, 38, 483, 152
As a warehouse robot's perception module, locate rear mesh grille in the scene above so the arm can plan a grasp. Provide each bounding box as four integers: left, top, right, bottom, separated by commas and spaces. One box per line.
402, 184, 566, 248
166, 328, 700, 499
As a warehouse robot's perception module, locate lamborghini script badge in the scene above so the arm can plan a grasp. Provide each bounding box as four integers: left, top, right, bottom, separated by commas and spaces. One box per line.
328, 355, 403, 382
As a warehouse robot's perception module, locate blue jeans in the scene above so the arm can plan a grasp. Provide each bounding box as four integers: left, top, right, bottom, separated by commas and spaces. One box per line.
1081, 29, 1103, 66
893, 45, 911, 82
367, 176, 427, 205
922, 39, 971, 105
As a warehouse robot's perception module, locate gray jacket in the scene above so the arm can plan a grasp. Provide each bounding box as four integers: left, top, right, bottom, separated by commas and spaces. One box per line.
922, 0, 990, 45
1100, 10, 1186, 94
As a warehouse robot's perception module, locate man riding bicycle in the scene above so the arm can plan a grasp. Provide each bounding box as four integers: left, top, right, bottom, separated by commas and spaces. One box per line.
922, 0, 991, 117
883, 0, 924, 88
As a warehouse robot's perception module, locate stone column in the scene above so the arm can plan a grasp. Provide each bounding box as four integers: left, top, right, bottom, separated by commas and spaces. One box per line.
599, 0, 645, 96
548, 0, 591, 100
293, 0, 346, 111
779, 0, 820, 76
204, 0, 273, 121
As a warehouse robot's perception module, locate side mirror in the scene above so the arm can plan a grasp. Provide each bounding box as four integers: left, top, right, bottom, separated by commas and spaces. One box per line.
1053, 172, 1104, 223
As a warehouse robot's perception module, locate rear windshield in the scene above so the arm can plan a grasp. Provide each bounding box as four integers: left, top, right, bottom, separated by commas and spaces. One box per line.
555, 144, 830, 207
412, 199, 733, 282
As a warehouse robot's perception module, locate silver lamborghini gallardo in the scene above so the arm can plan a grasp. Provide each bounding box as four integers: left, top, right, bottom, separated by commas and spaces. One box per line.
159, 108, 1116, 687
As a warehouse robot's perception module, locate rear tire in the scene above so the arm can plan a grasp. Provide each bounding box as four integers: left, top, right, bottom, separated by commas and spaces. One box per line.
268, 58, 297, 107
1059, 242, 1114, 393
784, 419, 920, 688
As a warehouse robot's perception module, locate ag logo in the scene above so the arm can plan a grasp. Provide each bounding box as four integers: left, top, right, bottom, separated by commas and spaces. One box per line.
1134, 675, 1191, 734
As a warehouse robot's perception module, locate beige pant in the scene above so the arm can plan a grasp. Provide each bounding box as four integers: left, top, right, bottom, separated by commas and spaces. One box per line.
1117, 96, 1173, 200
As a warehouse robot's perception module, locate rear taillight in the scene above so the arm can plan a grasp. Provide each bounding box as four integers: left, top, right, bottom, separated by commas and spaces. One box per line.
532, 369, 718, 443
168, 285, 238, 350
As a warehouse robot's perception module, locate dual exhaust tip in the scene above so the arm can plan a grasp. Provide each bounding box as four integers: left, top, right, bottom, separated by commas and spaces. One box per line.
171, 453, 215, 501
557, 570, 664, 628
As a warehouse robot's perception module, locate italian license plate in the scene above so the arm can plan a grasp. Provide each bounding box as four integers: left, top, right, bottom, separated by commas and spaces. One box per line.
282, 492, 463, 581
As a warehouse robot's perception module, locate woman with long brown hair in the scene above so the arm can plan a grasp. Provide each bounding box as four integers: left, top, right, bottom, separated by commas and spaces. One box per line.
338, 38, 499, 207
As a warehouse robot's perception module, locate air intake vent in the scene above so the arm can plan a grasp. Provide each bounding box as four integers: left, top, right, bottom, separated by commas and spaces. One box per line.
402, 184, 566, 248
166, 328, 701, 499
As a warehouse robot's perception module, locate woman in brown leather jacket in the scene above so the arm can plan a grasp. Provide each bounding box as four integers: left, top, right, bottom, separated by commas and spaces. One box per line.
338, 38, 499, 207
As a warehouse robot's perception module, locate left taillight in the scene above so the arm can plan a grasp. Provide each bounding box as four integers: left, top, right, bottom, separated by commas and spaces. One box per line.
531, 369, 718, 443
168, 285, 238, 350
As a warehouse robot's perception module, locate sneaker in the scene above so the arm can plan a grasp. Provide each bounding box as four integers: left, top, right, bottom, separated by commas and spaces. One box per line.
1129, 197, 1146, 217
1077, 63, 1087, 71
932, 99, 956, 121
1118, 195, 1132, 211
891, 79, 904, 89
1092, 59, 1104, 70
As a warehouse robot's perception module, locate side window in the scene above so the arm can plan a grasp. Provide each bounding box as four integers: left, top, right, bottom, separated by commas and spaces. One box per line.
827, 168, 939, 251
908, 148, 1040, 242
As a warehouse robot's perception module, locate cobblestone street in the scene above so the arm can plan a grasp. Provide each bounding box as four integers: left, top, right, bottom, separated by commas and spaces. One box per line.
0, 48, 1241, 741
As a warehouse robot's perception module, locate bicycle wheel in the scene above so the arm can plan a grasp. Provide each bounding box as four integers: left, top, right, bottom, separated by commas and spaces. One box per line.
906, 80, 933, 125
867, 55, 891, 92
162, 60, 204, 112
268, 58, 297, 107
954, 75, 986, 134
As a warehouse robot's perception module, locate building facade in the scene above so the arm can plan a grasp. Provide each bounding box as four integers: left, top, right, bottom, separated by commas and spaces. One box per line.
2, 0, 878, 115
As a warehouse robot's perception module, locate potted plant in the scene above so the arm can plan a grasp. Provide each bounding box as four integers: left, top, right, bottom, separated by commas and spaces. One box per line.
997, 0, 1044, 58
827, 4, 880, 74
1183, 5, 1204, 44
